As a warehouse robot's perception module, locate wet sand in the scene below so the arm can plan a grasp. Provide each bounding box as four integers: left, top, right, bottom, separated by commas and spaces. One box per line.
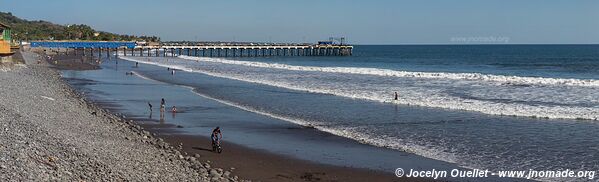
31, 48, 100, 70
142, 122, 413, 182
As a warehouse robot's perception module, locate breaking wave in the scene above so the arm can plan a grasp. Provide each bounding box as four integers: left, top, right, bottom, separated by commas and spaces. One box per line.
179, 55, 599, 88
120, 56, 599, 120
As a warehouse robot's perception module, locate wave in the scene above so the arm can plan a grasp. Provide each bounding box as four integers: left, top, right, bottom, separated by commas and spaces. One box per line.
178, 55, 599, 87
120, 56, 599, 121
120, 56, 193, 72
123, 56, 594, 181
191, 89, 461, 165
129, 69, 461, 168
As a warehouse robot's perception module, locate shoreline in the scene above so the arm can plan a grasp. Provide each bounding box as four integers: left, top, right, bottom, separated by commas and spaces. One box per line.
47, 50, 426, 181
138, 120, 407, 182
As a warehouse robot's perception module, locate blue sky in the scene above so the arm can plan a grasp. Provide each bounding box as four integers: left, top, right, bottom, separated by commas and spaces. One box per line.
1, 0, 598, 44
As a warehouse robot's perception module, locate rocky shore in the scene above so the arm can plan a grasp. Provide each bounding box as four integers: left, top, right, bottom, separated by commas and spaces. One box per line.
0, 51, 239, 181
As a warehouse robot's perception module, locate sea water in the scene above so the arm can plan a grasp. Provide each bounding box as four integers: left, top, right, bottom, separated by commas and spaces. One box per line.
70, 45, 599, 180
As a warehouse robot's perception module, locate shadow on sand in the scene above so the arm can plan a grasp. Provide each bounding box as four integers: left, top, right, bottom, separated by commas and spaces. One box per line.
192, 146, 213, 152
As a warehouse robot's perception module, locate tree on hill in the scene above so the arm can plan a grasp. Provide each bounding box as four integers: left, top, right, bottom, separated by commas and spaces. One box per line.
0, 12, 160, 42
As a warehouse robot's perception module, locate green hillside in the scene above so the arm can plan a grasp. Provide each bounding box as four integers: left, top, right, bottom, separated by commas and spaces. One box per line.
0, 12, 159, 42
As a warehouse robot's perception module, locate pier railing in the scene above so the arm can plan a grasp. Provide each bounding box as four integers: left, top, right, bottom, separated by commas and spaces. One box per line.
30, 41, 353, 57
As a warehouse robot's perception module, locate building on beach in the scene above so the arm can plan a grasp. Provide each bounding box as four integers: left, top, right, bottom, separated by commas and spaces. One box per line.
0, 22, 14, 56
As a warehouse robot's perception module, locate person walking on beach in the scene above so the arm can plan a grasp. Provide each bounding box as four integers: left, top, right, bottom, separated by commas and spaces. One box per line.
394, 91, 399, 101
211, 127, 222, 151
148, 102, 153, 112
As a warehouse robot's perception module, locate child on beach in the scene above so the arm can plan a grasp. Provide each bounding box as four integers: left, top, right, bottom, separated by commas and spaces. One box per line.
171, 106, 177, 113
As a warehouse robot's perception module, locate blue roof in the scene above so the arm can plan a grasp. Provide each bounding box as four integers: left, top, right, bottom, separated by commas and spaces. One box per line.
30, 41, 136, 49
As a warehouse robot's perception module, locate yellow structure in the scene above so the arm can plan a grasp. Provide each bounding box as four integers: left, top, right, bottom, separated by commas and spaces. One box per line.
0, 22, 13, 56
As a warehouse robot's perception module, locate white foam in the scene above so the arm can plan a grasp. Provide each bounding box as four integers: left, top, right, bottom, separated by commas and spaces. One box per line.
179, 55, 599, 88
121, 57, 599, 182
121, 56, 599, 121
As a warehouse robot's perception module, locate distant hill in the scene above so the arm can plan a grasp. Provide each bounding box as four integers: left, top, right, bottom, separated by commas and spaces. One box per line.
0, 12, 159, 42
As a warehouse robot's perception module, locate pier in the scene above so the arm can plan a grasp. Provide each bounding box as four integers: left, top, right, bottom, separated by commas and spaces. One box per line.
30, 41, 353, 58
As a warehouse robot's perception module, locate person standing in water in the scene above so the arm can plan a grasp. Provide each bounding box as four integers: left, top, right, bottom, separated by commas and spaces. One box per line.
394, 91, 399, 101
160, 98, 166, 113
148, 102, 153, 112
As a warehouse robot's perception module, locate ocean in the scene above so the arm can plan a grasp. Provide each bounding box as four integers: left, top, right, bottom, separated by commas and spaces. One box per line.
63, 45, 599, 180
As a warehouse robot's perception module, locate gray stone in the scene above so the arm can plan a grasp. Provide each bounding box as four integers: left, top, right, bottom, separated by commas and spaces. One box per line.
209, 169, 219, 177
0, 51, 245, 182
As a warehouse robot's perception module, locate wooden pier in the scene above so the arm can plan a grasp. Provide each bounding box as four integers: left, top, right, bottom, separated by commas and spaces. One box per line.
130, 45, 354, 57
32, 42, 353, 58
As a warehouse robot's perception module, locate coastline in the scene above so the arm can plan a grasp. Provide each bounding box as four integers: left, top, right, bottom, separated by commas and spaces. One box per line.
8, 49, 423, 181
2, 4, 596, 182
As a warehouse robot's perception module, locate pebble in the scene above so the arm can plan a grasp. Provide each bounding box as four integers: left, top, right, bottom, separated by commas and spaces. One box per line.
0, 52, 243, 181
209, 169, 220, 177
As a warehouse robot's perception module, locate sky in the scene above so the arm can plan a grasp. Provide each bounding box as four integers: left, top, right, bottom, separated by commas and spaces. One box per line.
1, 0, 598, 44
